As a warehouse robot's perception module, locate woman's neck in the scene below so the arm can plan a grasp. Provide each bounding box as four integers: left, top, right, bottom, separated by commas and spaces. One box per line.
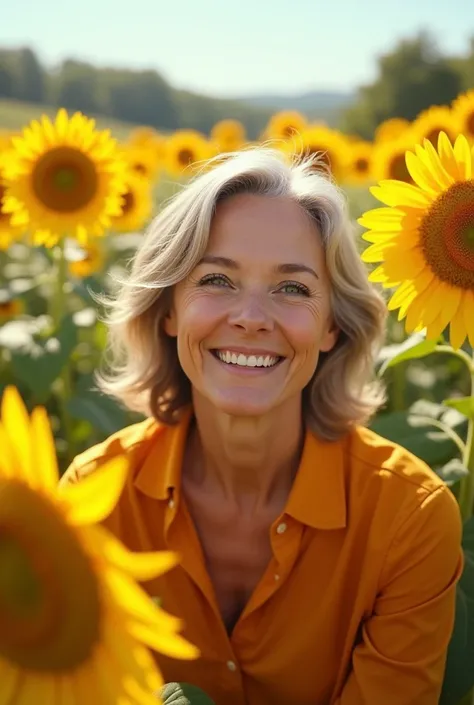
183, 391, 305, 516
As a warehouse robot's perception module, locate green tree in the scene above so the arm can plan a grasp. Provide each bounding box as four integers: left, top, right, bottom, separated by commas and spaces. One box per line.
16, 48, 45, 103
0, 53, 15, 98
340, 32, 462, 139
53, 60, 104, 114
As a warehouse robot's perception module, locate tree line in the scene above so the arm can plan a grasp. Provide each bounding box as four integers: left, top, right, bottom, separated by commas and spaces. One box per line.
0, 47, 273, 138
0, 33, 473, 140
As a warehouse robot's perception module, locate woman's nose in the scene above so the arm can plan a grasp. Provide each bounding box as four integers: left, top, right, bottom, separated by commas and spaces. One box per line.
227, 293, 274, 333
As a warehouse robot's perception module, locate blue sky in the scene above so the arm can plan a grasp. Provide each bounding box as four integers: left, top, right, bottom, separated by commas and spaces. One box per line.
2, 0, 473, 96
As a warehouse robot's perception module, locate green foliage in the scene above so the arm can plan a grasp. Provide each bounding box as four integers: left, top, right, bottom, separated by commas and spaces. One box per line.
159, 682, 215, 705
340, 32, 465, 139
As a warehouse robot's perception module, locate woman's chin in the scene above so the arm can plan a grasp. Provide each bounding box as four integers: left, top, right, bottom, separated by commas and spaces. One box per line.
204, 388, 279, 418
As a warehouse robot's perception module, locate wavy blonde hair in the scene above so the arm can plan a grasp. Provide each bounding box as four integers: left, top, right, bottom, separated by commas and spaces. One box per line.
96, 147, 387, 441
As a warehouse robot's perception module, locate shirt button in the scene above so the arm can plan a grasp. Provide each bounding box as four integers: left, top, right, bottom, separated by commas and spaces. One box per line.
227, 660, 237, 672
168, 499, 175, 509
276, 522, 287, 534
274, 573, 280, 581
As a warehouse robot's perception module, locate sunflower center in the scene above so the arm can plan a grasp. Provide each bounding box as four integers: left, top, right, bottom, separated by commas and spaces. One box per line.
133, 162, 148, 176
467, 112, 474, 137
419, 180, 474, 288
32, 147, 98, 213
122, 190, 135, 215
306, 146, 332, 170
388, 153, 413, 183
355, 157, 369, 173
0, 479, 101, 671
283, 125, 298, 138
177, 148, 195, 167
0, 184, 8, 223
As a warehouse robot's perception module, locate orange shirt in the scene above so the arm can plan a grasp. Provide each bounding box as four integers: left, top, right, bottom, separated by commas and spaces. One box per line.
60, 409, 464, 705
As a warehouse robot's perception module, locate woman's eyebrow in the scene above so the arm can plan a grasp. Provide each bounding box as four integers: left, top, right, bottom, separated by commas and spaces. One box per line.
197, 255, 319, 280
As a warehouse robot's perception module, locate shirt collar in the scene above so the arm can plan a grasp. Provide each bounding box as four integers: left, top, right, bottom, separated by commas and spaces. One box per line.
135, 408, 347, 530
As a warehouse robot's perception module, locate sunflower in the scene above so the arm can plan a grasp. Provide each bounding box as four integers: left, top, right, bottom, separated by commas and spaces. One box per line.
111, 173, 153, 233
263, 111, 307, 141
411, 106, 461, 147
346, 141, 374, 185
210, 120, 246, 153
0, 170, 26, 250
0, 386, 199, 705
283, 126, 349, 182
164, 130, 214, 178
68, 241, 105, 278
1, 110, 127, 248
359, 132, 474, 349
128, 126, 162, 148
452, 90, 474, 141
371, 134, 420, 184
121, 144, 161, 183
374, 117, 410, 143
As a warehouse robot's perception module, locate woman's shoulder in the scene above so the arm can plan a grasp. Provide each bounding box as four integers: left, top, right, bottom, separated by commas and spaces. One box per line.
59, 416, 168, 486
348, 423, 446, 492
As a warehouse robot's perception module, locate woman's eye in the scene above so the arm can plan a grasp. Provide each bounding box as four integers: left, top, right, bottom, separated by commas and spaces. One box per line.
198, 273, 231, 287
279, 281, 310, 296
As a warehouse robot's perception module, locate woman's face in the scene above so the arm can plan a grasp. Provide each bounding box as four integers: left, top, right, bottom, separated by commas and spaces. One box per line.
164, 193, 338, 417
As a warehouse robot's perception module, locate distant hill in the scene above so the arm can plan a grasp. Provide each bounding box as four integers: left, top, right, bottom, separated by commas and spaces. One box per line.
236, 90, 355, 125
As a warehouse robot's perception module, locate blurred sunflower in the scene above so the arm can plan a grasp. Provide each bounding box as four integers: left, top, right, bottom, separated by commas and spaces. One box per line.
0, 386, 199, 705
1, 110, 127, 247
284, 126, 349, 182
210, 120, 246, 153
371, 135, 420, 184
374, 117, 410, 143
0, 297, 24, 321
359, 132, 474, 349
68, 241, 104, 278
411, 106, 460, 147
264, 111, 307, 141
128, 126, 161, 148
164, 130, 214, 178
452, 90, 474, 141
346, 141, 374, 184
0, 170, 26, 250
111, 173, 153, 233
121, 144, 161, 182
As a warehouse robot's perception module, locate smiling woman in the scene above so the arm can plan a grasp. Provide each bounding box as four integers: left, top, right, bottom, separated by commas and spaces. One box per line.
61, 148, 463, 705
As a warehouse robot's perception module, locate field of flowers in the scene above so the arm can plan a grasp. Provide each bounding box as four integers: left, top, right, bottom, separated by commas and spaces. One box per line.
0, 91, 474, 704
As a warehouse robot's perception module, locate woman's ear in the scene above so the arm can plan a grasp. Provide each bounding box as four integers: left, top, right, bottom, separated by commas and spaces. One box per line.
320, 323, 339, 353
163, 308, 178, 337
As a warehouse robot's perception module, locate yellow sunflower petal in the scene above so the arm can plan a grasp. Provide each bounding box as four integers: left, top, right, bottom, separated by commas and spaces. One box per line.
449, 298, 468, 350
417, 139, 453, 190
405, 150, 441, 195
1, 386, 33, 484
127, 621, 200, 661
14, 672, 56, 705
424, 283, 462, 340
0, 658, 20, 705
56, 675, 77, 705
104, 566, 184, 632
358, 207, 404, 228
60, 455, 128, 525
103, 621, 164, 693
453, 134, 473, 180
30, 405, 59, 491
86, 523, 179, 581
93, 644, 124, 705
0, 423, 17, 478
371, 181, 433, 208
437, 132, 462, 180
405, 279, 442, 332
381, 247, 427, 281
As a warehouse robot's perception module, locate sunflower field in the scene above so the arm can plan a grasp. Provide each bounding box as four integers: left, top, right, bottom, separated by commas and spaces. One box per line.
0, 89, 474, 704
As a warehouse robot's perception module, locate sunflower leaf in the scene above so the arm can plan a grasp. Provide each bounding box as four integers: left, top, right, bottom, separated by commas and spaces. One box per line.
377, 333, 439, 376
434, 459, 469, 486
443, 397, 474, 420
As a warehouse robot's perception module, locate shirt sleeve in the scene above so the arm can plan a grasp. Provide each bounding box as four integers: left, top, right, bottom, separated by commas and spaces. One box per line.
333, 485, 464, 705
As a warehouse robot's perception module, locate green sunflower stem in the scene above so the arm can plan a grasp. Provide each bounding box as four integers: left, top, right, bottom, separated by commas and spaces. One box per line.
51, 239, 76, 466
458, 348, 474, 523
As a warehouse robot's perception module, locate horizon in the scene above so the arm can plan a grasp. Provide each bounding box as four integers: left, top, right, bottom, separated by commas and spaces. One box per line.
2, 0, 474, 99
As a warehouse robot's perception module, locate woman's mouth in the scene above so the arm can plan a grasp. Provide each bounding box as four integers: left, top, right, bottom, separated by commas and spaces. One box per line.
211, 349, 284, 369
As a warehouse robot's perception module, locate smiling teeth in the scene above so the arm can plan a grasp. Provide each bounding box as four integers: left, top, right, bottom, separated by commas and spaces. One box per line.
216, 351, 280, 367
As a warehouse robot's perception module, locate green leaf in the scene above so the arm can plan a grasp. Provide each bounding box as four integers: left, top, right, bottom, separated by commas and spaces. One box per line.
158, 683, 216, 705
377, 333, 438, 376
440, 517, 474, 705
10, 314, 78, 403
66, 390, 131, 435
180, 684, 216, 705
443, 397, 474, 420
434, 459, 469, 486
369, 403, 467, 468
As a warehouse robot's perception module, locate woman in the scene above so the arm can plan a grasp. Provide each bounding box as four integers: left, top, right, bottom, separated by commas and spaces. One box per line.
61, 148, 463, 705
